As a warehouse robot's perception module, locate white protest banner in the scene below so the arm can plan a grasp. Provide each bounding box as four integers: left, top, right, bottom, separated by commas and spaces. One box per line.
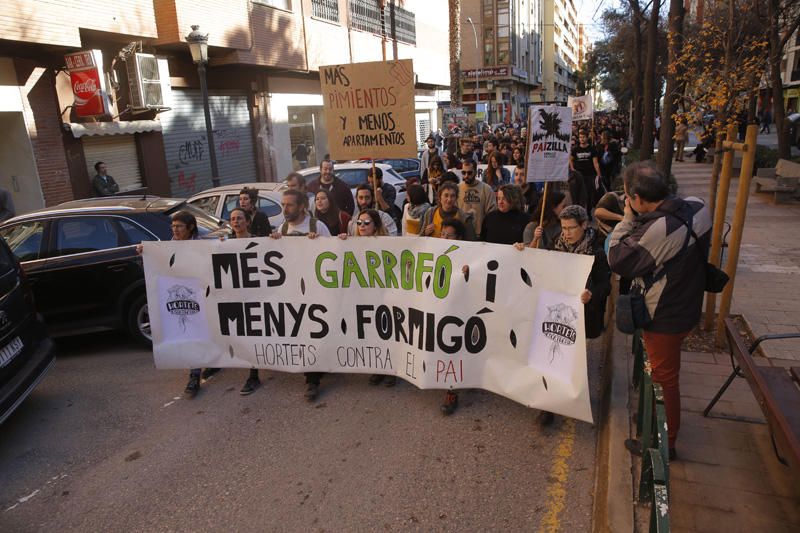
568, 94, 594, 121
526, 105, 573, 182
143, 237, 594, 422
320, 59, 417, 160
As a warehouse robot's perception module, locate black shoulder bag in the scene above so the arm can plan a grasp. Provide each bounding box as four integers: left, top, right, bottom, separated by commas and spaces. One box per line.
666, 211, 729, 294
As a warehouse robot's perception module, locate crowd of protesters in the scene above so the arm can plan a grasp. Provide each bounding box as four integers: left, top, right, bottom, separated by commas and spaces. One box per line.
162, 112, 711, 461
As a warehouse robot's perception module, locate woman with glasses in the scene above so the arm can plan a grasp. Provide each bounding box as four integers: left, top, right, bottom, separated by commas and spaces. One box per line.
518, 204, 610, 425
338, 209, 393, 386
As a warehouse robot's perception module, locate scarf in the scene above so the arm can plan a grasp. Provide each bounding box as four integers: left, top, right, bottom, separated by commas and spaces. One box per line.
555, 226, 596, 256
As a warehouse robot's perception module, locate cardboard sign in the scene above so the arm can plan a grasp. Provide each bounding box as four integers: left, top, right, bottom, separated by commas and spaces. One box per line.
320, 60, 417, 160
526, 105, 573, 182
143, 237, 594, 422
568, 95, 593, 121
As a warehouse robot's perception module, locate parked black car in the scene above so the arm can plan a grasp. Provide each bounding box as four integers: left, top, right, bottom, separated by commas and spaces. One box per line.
0, 236, 55, 425
0, 196, 228, 345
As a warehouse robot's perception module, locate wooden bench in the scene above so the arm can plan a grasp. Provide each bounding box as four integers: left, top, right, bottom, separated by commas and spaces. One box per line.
704, 318, 800, 473
754, 160, 800, 204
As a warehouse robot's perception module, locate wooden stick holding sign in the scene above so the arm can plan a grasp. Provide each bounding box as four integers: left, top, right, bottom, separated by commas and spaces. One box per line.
530, 181, 549, 249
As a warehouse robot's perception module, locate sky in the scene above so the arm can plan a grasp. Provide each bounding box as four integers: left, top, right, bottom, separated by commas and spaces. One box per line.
576, 0, 617, 44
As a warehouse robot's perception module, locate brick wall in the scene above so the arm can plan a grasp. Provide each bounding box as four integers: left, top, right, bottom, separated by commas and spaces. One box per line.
19, 65, 74, 206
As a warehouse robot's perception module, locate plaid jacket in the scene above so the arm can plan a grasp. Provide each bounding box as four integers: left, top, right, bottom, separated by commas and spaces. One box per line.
608, 196, 712, 333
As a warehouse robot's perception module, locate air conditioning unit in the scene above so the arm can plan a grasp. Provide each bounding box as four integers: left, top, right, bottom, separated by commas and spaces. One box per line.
127, 53, 170, 111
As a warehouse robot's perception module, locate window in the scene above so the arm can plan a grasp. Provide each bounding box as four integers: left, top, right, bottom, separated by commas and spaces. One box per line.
252, 0, 291, 10
0, 221, 45, 262
188, 196, 220, 217
348, 0, 416, 45
53, 217, 120, 256
117, 219, 156, 246
257, 197, 282, 218
336, 170, 371, 188
312, 0, 338, 21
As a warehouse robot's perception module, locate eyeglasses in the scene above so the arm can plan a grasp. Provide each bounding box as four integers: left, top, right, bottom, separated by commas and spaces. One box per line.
356, 220, 373, 226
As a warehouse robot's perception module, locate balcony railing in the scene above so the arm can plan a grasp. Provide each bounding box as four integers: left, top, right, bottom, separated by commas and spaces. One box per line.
348, 0, 416, 45
312, 0, 339, 22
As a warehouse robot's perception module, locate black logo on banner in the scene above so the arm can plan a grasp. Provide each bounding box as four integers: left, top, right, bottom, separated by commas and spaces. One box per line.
166, 285, 200, 332
530, 108, 572, 143
542, 303, 578, 363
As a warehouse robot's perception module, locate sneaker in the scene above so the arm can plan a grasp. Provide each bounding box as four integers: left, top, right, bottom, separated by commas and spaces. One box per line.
240, 377, 260, 396
304, 383, 319, 402
184, 377, 200, 397
201, 368, 220, 380
441, 391, 458, 415
368, 374, 384, 385
384, 376, 397, 387
537, 410, 555, 426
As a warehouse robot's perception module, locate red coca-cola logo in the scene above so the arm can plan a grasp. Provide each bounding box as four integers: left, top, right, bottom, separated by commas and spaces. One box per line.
73, 78, 98, 96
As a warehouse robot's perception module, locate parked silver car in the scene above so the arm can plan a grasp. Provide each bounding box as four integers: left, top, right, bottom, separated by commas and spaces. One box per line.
296, 163, 407, 210
186, 182, 287, 228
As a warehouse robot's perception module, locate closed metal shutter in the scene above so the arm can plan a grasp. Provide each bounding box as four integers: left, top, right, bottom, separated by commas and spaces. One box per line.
83, 135, 143, 193
159, 89, 257, 197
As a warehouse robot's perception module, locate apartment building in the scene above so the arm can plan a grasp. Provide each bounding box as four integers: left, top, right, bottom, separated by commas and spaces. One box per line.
537, 0, 578, 104
782, 29, 800, 113
460, 0, 544, 125
0, 0, 449, 209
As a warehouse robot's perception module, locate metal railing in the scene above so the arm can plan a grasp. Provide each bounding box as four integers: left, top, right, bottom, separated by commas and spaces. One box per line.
632, 330, 671, 532
311, 0, 339, 22
348, 0, 416, 45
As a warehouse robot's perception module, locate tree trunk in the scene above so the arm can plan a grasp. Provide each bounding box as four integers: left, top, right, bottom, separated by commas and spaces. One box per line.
630, 0, 645, 149
640, 0, 661, 160
657, 0, 685, 175
769, 0, 789, 158
449, 0, 462, 107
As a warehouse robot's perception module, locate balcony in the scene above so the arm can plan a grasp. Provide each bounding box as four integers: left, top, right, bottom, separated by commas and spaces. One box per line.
348, 0, 416, 45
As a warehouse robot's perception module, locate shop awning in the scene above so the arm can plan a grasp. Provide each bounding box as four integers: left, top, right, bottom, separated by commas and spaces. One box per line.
67, 120, 162, 138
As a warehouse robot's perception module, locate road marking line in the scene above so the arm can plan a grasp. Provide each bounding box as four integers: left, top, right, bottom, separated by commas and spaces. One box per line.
538, 417, 576, 533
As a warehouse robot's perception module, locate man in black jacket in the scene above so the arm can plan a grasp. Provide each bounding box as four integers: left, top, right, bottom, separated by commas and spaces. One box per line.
608, 161, 711, 460
92, 161, 120, 197
307, 159, 355, 215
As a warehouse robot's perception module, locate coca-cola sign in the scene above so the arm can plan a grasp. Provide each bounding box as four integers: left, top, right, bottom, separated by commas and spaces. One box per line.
65, 50, 110, 117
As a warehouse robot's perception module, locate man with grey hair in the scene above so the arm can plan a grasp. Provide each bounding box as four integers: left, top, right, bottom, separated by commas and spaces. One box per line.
607, 161, 711, 461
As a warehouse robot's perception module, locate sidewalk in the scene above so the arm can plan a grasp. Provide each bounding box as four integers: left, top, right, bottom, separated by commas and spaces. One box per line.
601, 157, 800, 532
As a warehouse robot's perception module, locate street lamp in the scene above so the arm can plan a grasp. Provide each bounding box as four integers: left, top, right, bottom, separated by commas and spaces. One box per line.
487, 79, 494, 124
466, 17, 480, 123
186, 25, 220, 187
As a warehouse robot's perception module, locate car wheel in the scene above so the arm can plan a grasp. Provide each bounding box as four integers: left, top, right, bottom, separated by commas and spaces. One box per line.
127, 294, 152, 346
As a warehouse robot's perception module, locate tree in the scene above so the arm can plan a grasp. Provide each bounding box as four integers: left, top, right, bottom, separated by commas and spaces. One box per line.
656, 0, 687, 174
674, 0, 768, 133
629, 0, 646, 149
640, 0, 662, 160
449, 0, 462, 107
767, 0, 800, 158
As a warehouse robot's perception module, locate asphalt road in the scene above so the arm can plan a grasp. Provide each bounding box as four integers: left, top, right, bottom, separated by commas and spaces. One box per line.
1, 332, 604, 532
